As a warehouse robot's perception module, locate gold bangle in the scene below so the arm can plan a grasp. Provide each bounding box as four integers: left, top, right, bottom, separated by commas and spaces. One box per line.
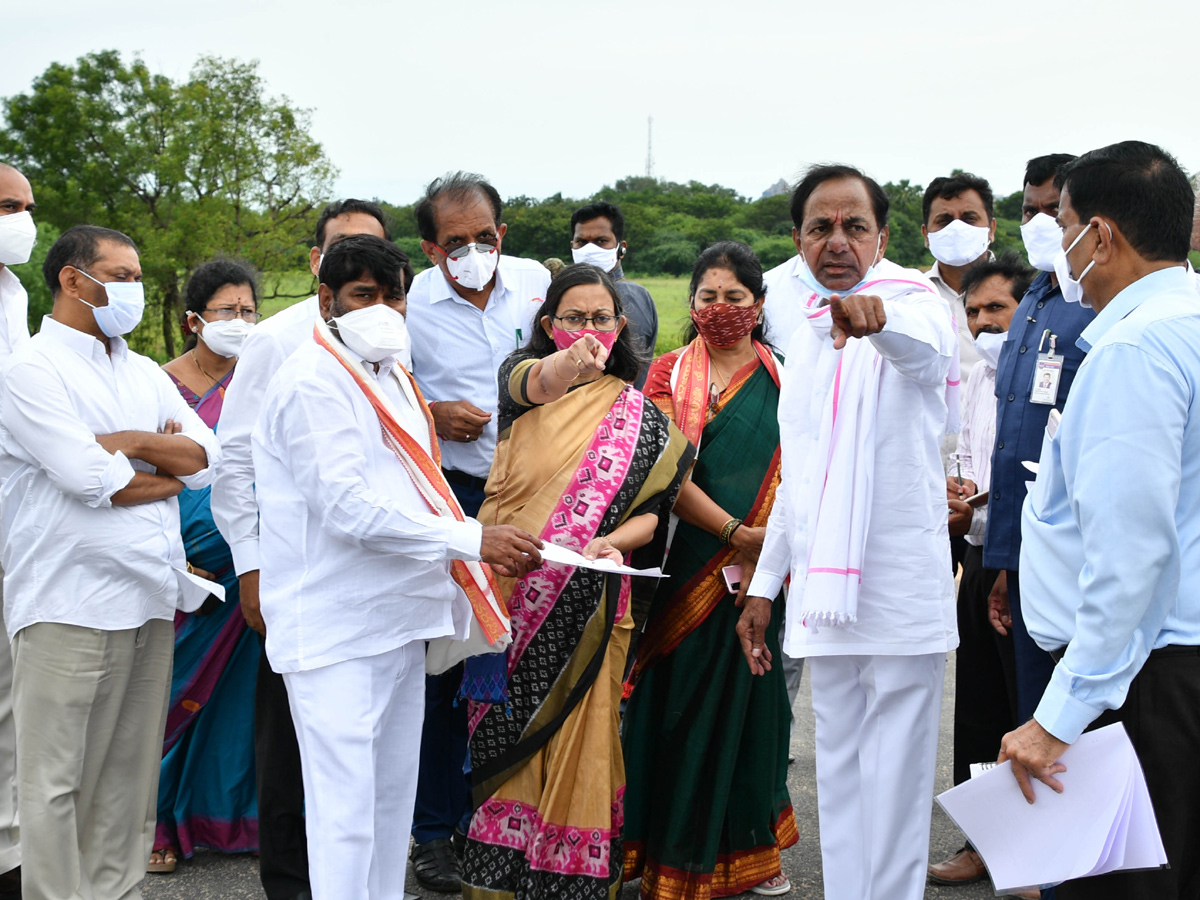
550, 352, 573, 382
186, 562, 195, 575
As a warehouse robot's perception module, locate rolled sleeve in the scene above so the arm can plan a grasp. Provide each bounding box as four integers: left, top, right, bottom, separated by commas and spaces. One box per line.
92, 450, 138, 508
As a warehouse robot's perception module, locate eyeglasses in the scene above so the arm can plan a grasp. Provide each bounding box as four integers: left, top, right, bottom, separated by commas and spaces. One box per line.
433, 239, 498, 261
203, 307, 262, 322
553, 314, 619, 332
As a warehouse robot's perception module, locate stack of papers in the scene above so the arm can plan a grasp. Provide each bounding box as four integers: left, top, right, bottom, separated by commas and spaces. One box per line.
936, 724, 1167, 893
538, 541, 666, 578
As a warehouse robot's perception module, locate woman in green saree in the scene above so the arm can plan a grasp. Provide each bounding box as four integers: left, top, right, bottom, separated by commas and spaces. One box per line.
461, 264, 693, 900
623, 242, 795, 899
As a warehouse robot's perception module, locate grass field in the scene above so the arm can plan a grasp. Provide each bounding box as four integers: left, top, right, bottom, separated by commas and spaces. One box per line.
258, 270, 693, 357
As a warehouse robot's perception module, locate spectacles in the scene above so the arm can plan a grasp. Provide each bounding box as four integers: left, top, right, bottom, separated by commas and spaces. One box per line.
433, 239, 498, 261
203, 307, 262, 322
553, 314, 619, 332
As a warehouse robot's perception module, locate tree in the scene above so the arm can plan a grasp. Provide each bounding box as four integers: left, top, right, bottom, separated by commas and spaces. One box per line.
1, 51, 336, 359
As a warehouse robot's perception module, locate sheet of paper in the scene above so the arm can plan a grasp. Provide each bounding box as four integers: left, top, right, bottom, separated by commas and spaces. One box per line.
1022, 460, 1040, 474
175, 567, 226, 613
936, 724, 1166, 893
538, 541, 666, 578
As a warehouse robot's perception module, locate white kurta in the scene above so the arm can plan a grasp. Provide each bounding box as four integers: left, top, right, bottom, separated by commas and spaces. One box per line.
955, 358, 997, 546
749, 263, 959, 658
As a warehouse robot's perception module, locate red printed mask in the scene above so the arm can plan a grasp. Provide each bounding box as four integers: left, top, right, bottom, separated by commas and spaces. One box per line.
690, 302, 760, 348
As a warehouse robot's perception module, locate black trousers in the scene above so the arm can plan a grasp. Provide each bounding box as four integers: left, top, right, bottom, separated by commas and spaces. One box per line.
255, 634, 309, 900
952, 544, 1017, 785
1057, 647, 1200, 900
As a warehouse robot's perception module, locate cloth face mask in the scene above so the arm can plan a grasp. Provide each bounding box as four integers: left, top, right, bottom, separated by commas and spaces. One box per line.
445, 244, 499, 291
333, 304, 410, 363
194, 316, 253, 358
571, 243, 619, 273
1020, 213, 1063, 273
690, 302, 760, 348
0, 211, 36, 266
974, 329, 1007, 369
77, 270, 146, 337
927, 219, 991, 268
551, 326, 619, 354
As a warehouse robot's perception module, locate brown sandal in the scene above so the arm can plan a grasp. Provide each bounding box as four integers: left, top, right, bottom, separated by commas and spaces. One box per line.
147, 847, 177, 874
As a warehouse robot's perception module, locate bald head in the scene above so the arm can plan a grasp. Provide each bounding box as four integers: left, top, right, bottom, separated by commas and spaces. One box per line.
0, 164, 35, 217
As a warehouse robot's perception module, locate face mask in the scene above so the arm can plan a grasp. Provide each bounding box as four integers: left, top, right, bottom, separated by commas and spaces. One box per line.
77, 270, 146, 337
690, 302, 760, 348
974, 329, 1007, 369
194, 316, 253, 358
445, 244, 499, 291
797, 235, 882, 301
551, 326, 620, 354
0, 211, 36, 266
332, 304, 410, 363
571, 243, 619, 273
927, 219, 991, 268
1053, 222, 1109, 309
1020, 213, 1062, 272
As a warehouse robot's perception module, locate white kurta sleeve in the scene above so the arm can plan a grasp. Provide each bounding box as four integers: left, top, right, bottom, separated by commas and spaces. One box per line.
869, 292, 956, 387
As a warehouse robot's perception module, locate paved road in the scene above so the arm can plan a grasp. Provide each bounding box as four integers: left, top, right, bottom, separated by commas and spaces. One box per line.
143, 653, 998, 900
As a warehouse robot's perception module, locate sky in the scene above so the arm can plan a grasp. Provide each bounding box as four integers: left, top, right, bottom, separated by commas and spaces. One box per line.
5, 0, 1197, 207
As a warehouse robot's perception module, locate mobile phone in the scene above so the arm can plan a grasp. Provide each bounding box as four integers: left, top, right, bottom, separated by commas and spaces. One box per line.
964, 489, 989, 508
722, 564, 743, 594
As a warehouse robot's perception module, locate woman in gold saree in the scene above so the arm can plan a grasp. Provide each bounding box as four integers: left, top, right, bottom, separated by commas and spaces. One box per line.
461, 264, 693, 900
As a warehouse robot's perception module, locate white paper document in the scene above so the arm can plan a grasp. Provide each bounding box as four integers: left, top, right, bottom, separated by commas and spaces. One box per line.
936, 724, 1167, 894
538, 541, 666, 578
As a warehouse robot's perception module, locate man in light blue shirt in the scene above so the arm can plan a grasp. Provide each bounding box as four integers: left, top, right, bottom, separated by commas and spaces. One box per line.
1000, 140, 1200, 900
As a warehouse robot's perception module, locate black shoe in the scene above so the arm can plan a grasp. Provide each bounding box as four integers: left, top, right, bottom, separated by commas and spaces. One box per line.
411, 838, 461, 893
452, 826, 467, 864
0, 865, 19, 900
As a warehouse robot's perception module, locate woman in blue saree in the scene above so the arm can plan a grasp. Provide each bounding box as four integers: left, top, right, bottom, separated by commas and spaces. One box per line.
150, 259, 262, 872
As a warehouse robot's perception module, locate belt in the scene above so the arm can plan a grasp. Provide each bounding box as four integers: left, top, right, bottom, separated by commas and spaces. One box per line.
442, 469, 488, 492
1048, 643, 1200, 664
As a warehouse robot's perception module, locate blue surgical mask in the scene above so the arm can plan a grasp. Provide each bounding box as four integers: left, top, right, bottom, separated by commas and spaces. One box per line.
77, 269, 146, 337
796, 235, 882, 301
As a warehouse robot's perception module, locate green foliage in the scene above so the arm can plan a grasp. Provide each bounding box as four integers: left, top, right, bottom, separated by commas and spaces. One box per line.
1, 51, 336, 360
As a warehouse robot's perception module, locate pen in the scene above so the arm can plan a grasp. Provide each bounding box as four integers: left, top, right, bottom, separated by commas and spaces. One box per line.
955, 454, 963, 488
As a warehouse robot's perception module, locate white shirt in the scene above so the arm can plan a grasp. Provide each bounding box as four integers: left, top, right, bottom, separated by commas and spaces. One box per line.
955, 358, 997, 546
252, 339, 483, 674
406, 257, 547, 479
211, 295, 320, 576
748, 276, 958, 658
0, 267, 29, 366
0, 317, 220, 640
761, 255, 808, 352
927, 259, 983, 373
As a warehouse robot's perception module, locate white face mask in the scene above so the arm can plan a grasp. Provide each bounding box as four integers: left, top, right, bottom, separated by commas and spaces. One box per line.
194, 316, 253, 358
0, 211, 36, 266
797, 235, 882, 300
571, 243, 619, 272
445, 243, 499, 291
927, 219, 991, 267
332, 304, 410, 364
77, 269, 146, 337
1053, 221, 1110, 309
1020, 213, 1063, 272
974, 329, 1007, 369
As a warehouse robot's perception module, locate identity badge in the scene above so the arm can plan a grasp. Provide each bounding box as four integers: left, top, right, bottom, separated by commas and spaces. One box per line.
1030, 354, 1063, 405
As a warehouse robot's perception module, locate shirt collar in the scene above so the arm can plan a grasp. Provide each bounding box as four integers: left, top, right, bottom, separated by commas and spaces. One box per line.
610, 262, 626, 281
39, 314, 128, 360
428, 255, 507, 305
1078, 265, 1193, 352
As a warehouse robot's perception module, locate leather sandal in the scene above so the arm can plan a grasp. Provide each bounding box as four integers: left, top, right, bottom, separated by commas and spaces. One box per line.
410, 837, 461, 892
147, 847, 177, 874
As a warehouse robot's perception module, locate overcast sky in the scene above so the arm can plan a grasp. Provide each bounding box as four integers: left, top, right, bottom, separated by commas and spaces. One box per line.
5, 0, 1197, 207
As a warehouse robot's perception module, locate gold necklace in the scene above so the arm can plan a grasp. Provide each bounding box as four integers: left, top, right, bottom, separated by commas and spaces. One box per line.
192, 349, 220, 386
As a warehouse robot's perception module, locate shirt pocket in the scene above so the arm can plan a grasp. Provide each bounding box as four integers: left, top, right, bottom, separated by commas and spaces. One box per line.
1025, 424, 1061, 521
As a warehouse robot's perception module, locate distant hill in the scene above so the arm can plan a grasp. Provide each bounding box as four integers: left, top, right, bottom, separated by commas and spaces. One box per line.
761, 178, 790, 199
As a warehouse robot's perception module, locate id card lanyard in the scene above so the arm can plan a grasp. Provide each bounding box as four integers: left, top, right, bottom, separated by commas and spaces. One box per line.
1029, 329, 1063, 406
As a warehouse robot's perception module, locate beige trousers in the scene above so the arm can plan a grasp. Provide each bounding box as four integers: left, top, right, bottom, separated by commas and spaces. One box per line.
0, 572, 20, 874
12, 620, 173, 900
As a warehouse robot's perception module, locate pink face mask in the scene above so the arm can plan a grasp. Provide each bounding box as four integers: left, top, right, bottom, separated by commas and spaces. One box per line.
552, 326, 620, 354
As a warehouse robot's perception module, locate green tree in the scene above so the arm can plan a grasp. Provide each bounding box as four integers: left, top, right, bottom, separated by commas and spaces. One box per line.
1, 51, 335, 359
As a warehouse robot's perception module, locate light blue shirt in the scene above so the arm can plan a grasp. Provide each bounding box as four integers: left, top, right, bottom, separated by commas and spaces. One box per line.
1020, 265, 1200, 743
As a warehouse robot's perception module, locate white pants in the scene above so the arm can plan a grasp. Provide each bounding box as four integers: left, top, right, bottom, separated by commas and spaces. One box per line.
0, 575, 19, 875
284, 642, 426, 900
808, 653, 945, 900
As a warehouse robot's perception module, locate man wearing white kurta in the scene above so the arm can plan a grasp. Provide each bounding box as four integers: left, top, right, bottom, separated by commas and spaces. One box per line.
252, 235, 540, 900
0, 225, 221, 900
0, 163, 36, 898
740, 165, 957, 900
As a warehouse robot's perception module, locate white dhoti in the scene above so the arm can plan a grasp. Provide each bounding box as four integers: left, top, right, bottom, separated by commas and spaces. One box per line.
808, 652, 945, 900
284, 641, 426, 900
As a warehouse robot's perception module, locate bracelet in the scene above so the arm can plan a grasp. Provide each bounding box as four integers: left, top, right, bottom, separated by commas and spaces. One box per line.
186, 562, 195, 575
550, 352, 573, 382
719, 517, 742, 546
